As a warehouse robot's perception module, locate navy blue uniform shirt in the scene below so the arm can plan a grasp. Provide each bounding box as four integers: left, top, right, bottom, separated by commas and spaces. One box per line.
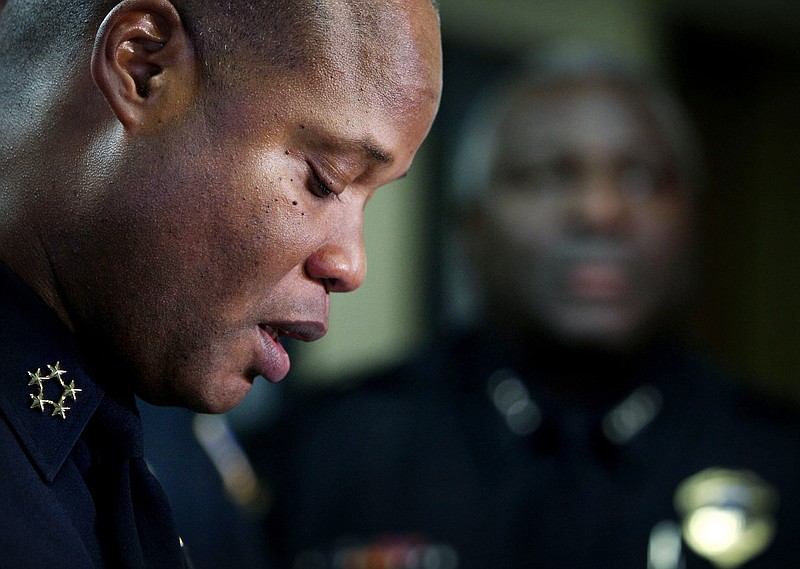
0, 262, 188, 569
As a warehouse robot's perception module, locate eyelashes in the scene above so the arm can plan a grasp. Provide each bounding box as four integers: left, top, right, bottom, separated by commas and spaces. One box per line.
308, 165, 341, 201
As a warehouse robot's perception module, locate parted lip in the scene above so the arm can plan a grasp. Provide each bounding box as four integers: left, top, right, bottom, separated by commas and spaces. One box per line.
258, 321, 327, 343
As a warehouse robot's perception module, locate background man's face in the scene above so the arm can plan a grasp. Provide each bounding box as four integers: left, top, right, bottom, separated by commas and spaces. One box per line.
59, 1, 442, 412
475, 82, 693, 351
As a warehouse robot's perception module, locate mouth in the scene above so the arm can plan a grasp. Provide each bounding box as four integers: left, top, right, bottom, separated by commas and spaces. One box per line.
566, 263, 630, 301
254, 320, 327, 383
262, 320, 328, 343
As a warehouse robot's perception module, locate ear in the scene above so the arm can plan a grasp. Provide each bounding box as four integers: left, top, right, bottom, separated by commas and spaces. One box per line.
91, 0, 197, 132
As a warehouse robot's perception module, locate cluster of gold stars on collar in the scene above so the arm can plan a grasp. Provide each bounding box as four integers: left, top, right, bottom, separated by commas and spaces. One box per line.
27, 361, 81, 419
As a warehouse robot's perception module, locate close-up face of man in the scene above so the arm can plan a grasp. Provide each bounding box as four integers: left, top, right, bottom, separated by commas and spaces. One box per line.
41, 0, 442, 412
474, 80, 694, 351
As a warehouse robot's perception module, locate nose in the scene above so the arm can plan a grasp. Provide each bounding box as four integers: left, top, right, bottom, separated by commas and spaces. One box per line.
305, 228, 367, 293
568, 171, 628, 235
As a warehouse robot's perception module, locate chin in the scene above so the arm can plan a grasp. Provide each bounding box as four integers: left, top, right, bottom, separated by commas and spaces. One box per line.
136, 369, 254, 414
199, 394, 250, 414
551, 310, 643, 352
190, 375, 256, 414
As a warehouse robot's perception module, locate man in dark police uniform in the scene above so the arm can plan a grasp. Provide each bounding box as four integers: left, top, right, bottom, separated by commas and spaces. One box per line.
260, 48, 800, 569
0, 0, 442, 567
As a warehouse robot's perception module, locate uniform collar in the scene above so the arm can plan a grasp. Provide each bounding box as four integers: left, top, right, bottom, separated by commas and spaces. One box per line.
453, 330, 681, 450
0, 262, 104, 483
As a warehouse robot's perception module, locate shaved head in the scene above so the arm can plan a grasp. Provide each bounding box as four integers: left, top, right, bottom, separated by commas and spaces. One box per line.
0, 0, 438, 90
180, 0, 441, 98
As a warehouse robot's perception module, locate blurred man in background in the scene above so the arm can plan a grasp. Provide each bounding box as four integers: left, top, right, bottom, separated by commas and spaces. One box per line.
256, 46, 799, 569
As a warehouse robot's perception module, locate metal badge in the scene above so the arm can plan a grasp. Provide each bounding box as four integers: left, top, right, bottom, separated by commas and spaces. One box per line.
27, 361, 81, 419
674, 467, 778, 568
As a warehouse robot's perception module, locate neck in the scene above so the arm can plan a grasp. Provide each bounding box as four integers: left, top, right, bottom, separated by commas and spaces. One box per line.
489, 326, 669, 403
0, 218, 74, 334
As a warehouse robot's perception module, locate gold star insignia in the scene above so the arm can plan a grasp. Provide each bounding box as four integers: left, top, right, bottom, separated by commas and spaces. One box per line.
27, 362, 79, 419
27, 368, 44, 388
62, 380, 82, 401
47, 361, 67, 382
51, 400, 70, 419
29, 392, 50, 412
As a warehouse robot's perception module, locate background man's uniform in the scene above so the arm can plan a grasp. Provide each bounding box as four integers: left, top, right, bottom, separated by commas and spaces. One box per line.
259, 332, 800, 569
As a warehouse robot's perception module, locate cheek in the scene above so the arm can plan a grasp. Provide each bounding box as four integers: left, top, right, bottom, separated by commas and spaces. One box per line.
478, 210, 554, 309
489, 193, 560, 244
487, 200, 559, 283
635, 201, 693, 271
626, 202, 694, 318
174, 159, 316, 287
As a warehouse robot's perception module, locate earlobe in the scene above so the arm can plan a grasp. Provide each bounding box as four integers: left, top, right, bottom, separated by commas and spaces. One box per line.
91, 0, 196, 132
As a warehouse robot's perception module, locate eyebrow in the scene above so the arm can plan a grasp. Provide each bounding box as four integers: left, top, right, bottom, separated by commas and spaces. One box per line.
310, 130, 403, 178
367, 142, 410, 181
359, 138, 393, 165
358, 139, 411, 181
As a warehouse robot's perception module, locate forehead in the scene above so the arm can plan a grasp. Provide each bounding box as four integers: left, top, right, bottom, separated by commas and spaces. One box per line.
497, 81, 670, 161
323, 0, 441, 117
224, 0, 440, 124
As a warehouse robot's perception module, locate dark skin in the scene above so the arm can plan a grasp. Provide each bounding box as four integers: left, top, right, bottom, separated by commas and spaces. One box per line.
0, 0, 442, 412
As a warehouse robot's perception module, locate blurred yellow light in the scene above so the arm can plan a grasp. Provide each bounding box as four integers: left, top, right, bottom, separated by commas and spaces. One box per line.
683, 507, 745, 555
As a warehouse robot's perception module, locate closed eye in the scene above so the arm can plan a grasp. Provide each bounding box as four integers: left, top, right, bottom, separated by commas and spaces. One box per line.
308, 166, 341, 201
